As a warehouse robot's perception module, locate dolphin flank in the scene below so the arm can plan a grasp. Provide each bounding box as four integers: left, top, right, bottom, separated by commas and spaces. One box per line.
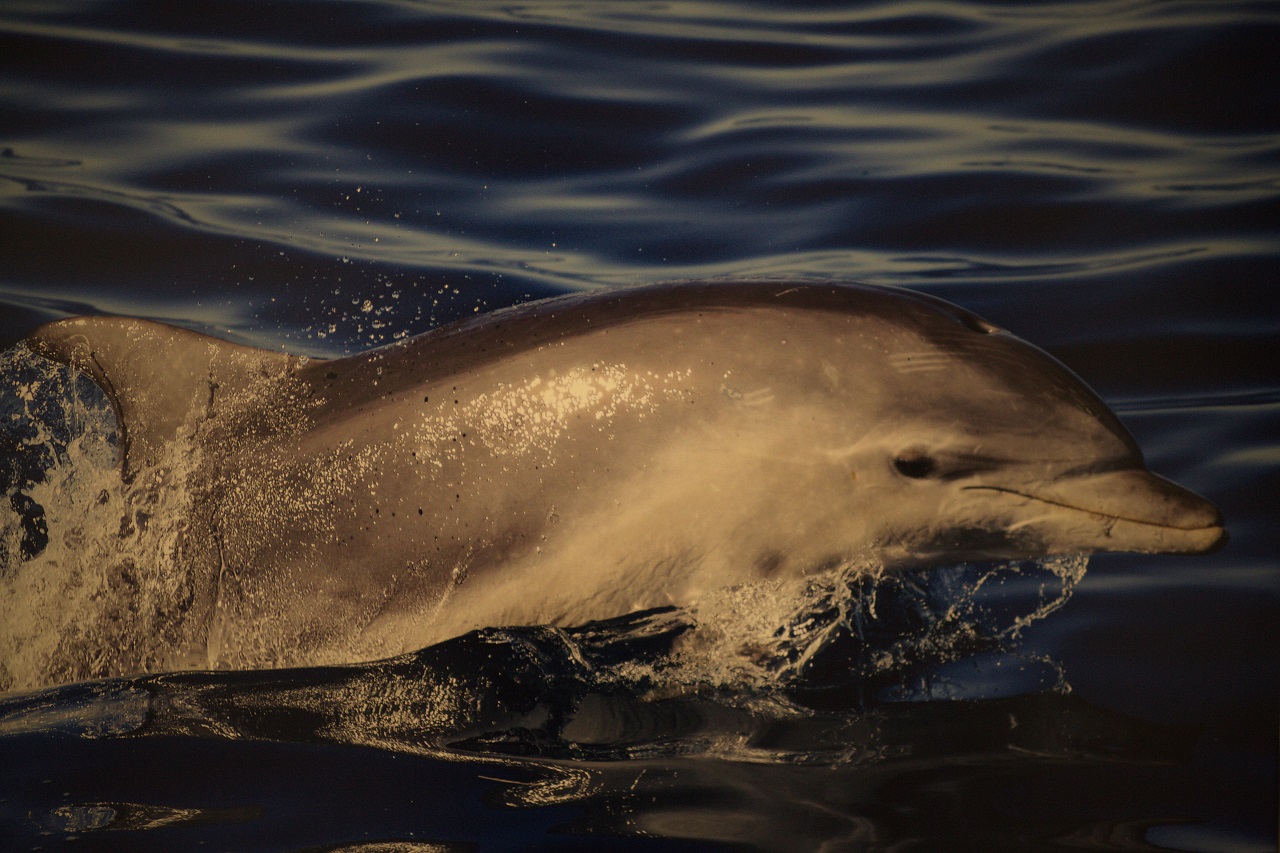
24, 281, 1225, 672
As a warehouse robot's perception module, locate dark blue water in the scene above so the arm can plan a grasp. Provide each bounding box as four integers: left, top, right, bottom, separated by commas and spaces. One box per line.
1, 1, 1277, 850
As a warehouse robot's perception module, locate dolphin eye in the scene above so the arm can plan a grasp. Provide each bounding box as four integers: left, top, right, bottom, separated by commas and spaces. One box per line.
893, 452, 936, 479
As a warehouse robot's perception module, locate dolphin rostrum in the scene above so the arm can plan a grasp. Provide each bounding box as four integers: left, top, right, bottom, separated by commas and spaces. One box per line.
23, 282, 1224, 673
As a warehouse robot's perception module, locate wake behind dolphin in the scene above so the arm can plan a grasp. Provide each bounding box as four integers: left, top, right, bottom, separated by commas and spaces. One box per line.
4, 282, 1223, 687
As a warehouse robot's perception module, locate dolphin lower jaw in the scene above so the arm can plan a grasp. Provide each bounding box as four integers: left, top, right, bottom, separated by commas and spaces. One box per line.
1091, 513, 1228, 555
961, 476, 1227, 556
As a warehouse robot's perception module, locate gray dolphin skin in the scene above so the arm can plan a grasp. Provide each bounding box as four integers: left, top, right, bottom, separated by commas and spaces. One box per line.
25, 282, 1224, 670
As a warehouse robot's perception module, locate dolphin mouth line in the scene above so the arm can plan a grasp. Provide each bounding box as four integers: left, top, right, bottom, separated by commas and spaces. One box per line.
960, 485, 1223, 533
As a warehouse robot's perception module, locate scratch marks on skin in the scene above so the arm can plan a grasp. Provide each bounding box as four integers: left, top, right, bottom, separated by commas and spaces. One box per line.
205, 529, 230, 668
889, 351, 952, 374
414, 363, 693, 463
720, 383, 774, 408
720, 369, 774, 408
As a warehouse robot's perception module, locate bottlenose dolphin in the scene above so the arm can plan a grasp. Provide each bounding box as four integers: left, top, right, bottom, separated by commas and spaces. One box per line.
24, 282, 1224, 672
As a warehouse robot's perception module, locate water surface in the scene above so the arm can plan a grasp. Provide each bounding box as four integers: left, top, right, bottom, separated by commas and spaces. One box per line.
1, 1, 1277, 850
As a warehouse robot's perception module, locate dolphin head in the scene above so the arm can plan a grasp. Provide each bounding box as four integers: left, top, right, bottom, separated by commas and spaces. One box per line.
803, 289, 1226, 569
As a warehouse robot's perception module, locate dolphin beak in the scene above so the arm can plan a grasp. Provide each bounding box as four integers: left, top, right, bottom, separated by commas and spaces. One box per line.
966, 469, 1227, 556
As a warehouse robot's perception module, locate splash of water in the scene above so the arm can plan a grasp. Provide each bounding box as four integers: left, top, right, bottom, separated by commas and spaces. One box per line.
0, 346, 206, 691
602, 554, 1086, 707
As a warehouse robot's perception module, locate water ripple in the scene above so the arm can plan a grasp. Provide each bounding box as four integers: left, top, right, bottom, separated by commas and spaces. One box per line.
3, 0, 1275, 319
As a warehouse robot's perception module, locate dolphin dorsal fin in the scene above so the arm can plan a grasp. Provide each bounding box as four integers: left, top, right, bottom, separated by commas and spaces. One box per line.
25, 316, 298, 481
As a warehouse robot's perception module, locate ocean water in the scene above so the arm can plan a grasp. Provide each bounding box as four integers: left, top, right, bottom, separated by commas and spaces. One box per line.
1, 1, 1277, 850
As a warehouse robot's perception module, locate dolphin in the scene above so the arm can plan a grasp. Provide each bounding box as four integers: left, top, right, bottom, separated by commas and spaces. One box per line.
23, 282, 1224, 673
